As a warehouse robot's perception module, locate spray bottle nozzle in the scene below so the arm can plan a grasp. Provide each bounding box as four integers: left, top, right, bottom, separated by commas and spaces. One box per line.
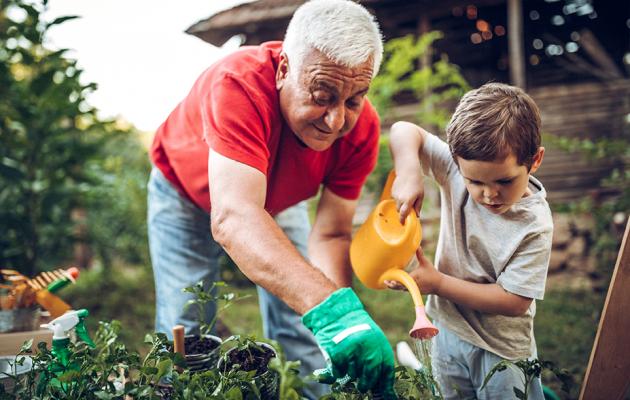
41, 309, 95, 348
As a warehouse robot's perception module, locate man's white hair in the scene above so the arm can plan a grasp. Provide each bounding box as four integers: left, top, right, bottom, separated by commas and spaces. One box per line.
283, 0, 383, 78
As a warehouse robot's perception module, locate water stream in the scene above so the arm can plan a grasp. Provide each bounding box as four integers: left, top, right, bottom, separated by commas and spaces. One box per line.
411, 338, 443, 399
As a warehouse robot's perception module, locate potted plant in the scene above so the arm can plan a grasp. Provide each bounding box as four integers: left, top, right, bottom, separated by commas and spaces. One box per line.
180, 280, 245, 372
218, 334, 280, 399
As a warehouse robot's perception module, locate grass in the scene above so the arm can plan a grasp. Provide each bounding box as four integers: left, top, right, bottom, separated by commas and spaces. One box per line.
534, 287, 606, 398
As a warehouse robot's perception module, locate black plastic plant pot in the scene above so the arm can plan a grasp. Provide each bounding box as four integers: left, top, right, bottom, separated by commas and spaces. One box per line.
218, 341, 279, 399
183, 334, 222, 372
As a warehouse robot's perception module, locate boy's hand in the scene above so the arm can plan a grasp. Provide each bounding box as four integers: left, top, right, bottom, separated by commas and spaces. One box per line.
391, 172, 424, 224
385, 247, 443, 295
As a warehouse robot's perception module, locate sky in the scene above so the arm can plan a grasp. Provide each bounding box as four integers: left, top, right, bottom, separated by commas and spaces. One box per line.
44, 0, 250, 132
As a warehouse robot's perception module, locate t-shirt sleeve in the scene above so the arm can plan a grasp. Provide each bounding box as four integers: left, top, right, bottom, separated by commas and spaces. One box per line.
420, 133, 458, 187
201, 74, 270, 175
324, 108, 380, 199
496, 229, 552, 300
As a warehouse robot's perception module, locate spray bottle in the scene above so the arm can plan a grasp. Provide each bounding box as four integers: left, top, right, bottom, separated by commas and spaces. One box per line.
39, 309, 95, 390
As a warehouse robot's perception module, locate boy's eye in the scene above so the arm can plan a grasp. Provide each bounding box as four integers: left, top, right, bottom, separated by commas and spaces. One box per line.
468, 179, 482, 185
497, 179, 514, 185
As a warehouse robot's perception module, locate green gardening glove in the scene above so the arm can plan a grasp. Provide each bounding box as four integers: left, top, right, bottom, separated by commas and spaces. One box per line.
302, 288, 396, 399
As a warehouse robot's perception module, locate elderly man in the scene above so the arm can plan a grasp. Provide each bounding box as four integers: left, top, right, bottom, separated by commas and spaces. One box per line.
148, 0, 395, 398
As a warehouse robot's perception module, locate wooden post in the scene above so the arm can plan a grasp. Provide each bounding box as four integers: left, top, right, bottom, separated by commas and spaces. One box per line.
580, 219, 630, 399
507, 0, 526, 88
173, 324, 186, 373
417, 14, 431, 70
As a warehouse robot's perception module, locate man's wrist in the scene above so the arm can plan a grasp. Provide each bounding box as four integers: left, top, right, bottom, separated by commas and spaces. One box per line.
302, 288, 363, 333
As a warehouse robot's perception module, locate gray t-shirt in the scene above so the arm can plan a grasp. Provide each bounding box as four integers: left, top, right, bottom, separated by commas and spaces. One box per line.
422, 133, 553, 360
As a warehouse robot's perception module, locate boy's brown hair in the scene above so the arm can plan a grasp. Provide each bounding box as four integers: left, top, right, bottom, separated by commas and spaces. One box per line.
446, 82, 542, 169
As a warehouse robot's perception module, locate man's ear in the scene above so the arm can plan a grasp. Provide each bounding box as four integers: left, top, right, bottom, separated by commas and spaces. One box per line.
276, 52, 289, 90
529, 147, 545, 174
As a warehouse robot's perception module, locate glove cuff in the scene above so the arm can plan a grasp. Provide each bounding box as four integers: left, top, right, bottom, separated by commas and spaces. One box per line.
302, 288, 364, 334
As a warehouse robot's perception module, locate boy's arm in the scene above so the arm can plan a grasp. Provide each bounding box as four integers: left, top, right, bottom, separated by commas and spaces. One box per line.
394, 248, 533, 317
389, 121, 428, 223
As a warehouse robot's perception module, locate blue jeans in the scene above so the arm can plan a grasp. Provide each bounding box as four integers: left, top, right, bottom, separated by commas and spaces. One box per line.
147, 167, 327, 399
431, 321, 544, 400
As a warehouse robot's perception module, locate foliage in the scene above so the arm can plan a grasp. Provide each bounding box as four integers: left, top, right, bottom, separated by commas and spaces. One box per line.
83, 129, 151, 268
364, 136, 393, 194
0, 0, 148, 275
1, 314, 578, 400
546, 133, 629, 285
481, 358, 574, 400
368, 31, 469, 131
0, 0, 99, 275
365, 32, 469, 194
183, 280, 249, 337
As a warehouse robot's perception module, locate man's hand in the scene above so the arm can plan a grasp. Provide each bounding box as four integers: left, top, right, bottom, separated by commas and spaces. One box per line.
391, 172, 424, 224
385, 247, 443, 295
302, 288, 396, 399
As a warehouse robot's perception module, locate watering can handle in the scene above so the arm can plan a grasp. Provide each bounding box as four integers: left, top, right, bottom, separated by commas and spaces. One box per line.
380, 170, 397, 202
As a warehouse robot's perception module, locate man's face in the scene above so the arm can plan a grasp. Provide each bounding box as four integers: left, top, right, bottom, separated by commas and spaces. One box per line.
457, 149, 544, 215
276, 48, 373, 151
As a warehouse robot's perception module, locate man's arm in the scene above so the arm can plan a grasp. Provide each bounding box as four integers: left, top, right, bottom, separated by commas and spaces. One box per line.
208, 150, 337, 314
308, 188, 357, 288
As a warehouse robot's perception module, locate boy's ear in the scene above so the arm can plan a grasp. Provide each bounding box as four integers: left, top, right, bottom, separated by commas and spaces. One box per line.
529, 147, 545, 174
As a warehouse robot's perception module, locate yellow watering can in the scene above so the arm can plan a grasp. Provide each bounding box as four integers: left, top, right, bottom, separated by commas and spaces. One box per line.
350, 171, 438, 339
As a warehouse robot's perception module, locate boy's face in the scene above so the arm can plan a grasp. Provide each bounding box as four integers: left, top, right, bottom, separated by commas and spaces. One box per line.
457, 148, 544, 215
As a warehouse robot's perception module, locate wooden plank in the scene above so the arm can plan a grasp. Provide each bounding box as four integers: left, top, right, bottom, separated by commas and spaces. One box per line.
0, 329, 52, 356
508, 0, 526, 88
580, 219, 630, 400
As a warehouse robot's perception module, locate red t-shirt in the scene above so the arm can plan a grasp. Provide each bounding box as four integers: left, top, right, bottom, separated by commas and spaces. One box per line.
150, 41, 380, 215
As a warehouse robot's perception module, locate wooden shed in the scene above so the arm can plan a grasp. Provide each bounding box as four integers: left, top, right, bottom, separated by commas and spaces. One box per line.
187, 0, 630, 203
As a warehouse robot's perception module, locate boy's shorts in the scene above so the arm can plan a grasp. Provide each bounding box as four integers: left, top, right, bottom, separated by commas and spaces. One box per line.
431, 321, 544, 400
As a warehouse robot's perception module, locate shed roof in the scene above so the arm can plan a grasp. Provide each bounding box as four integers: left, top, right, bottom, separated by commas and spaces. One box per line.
186, 0, 506, 47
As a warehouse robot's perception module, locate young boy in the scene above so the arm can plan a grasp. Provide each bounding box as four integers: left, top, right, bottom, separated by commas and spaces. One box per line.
387, 83, 552, 400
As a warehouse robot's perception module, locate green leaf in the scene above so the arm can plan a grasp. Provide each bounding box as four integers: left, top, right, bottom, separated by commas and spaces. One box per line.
94, 390, 116, 400
156, 359, 173, 380
514, 387, 526, 400
481, 359, 510, 390
46, 15, 80, 27
19, 339, 33, 354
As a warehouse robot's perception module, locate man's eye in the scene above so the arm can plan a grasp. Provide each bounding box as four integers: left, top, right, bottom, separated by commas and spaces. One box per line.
312, 91, 331, 105
346, 98, 361, 109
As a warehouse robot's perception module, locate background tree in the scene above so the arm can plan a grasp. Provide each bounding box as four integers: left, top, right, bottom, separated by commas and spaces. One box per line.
0, 0, 149, 275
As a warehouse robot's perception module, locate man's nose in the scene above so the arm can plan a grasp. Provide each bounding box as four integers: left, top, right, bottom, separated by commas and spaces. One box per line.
324, 104, 345, 133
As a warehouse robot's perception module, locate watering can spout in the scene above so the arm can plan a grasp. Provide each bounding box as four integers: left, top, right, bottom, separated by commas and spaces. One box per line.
410, 306, 439, 339
379, 269, 439, 339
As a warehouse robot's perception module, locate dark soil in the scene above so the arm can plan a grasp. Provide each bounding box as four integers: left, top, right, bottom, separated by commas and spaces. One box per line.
156, 384, 174, 400
184, 335, 220, 355
225, 345, 275, 377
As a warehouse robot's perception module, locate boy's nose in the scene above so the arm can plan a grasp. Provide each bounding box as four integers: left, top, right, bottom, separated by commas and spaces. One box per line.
483, 186, 499, 201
